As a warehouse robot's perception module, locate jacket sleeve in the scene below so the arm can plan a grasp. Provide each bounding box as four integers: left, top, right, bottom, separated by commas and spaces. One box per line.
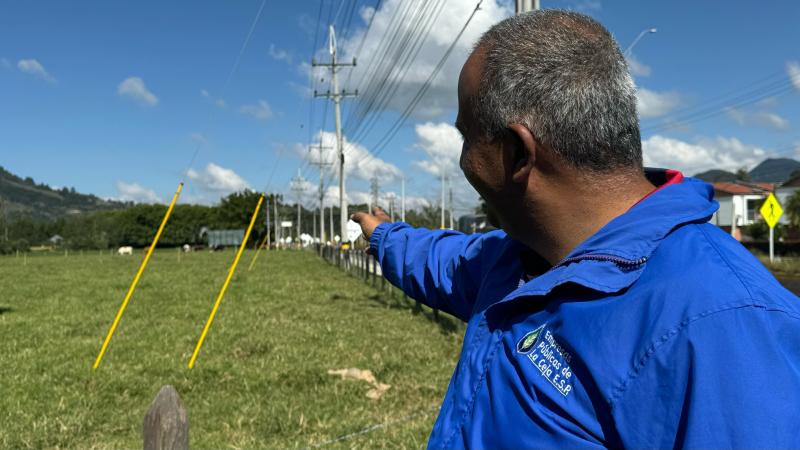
369, 222, 494, 321
611, 305, 800, 449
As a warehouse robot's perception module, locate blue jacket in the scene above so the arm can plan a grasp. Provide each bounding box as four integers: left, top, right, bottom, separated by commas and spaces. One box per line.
370, 174, 800, 449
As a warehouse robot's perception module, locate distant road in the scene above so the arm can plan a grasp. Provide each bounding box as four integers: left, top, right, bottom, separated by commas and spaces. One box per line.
777, 276, 800, 296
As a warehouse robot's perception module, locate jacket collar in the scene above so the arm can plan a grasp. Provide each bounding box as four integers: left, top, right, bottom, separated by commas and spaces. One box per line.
500, 169, 719, 302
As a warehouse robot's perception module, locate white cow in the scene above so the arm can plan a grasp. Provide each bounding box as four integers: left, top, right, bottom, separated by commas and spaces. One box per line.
117, 246, 133, 256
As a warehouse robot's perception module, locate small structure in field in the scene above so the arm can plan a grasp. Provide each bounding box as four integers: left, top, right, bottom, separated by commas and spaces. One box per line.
202, 229, 245, 250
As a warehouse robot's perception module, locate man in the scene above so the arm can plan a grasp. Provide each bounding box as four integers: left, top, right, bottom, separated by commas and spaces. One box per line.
353, 10, 800, 449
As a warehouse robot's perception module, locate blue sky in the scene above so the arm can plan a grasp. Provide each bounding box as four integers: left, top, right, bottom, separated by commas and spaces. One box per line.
1, 0, 799, 214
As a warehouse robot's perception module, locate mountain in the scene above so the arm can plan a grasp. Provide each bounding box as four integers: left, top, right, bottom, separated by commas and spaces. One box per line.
692, 169, 738, 183
0, 166, 127, 221
748, 158, 800, 183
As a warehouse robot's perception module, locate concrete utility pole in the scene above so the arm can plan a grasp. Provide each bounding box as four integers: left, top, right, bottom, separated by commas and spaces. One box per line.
449, 181, 454, 230
440, 171, 446, 229
273, 195, 279, 246
401, 177, 406, 222
310, 140, 333, 244
515, 0, 539, 14
313, 25, 357, 247
388, 193, 396, 222
329, 204, 334, 242
266, 195, 271, 249
291, 170, 306, 241
370, 177, 380, 212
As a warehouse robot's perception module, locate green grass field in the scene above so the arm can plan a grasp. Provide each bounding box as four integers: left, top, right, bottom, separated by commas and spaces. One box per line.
0, 249, 463, 449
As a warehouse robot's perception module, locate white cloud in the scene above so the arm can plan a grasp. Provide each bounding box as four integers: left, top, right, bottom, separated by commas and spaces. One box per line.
637, 87, 682, 119
318, 0, 511, 119
116, 181, 161, 203
726, 107, 790, 131
756, 96, 779, 108
626, 54, 651, 77
201, 89, 226, 108
239, 100, 273, 121
574, 1, 602, 12
268, 44, 292, 64
190, 132, 209, 146
186, 163, 250, 196
412, 122, 462, 176
117, 77, 158, 106
17, 58, 56, 83
788, 61, 800, 91
296, 130, 402, 183
411, 122, 479, 215
643, 135, 768, 175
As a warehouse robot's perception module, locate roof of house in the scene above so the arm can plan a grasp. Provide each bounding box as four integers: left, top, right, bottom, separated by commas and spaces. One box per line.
781, 175, 800, 187
713, 181, 775, 196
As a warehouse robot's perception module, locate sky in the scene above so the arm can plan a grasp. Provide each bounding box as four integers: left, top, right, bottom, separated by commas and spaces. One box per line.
1, 0, 799, 215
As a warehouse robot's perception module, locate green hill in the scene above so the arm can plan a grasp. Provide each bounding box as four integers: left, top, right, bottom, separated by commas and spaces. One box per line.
0, 166, 127, 221
692, 169, 739, 182
748, 158, 800, 183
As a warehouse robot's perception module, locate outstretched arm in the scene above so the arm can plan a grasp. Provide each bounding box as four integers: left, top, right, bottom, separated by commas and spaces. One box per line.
352, 208, 488, 321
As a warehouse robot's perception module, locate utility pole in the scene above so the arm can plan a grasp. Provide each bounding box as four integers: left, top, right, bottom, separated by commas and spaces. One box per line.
515, 0, 540, 14
329, 204, 334, 242
266, 194, 271, 249
401, 177, 406, 222
440, 171, 446, 229
388, 193, 396, 222
291, 170, 306, 242
310, 140, 333, 244
449, 181, 454, 230
273, 195, 279, 247
370, 177, 380, 212
313, 25, 357, 248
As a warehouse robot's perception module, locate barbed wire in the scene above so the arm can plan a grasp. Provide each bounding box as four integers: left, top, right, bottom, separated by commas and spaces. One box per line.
303, 405, 439, 449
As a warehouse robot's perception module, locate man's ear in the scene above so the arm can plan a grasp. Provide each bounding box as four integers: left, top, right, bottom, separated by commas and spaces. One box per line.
507, 123, 536, 184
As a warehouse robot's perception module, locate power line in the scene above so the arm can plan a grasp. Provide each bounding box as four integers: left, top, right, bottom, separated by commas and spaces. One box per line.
642, 74, 795, 134
354, 0, 484, 167
181, 0, 270, 182
346, 0, 448, 142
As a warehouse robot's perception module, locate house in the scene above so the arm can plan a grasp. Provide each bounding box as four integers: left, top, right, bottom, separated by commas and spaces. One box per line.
710, 182, 775, 234
775, 174, 800, 225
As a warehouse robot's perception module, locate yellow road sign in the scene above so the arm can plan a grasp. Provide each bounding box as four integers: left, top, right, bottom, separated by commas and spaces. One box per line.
759, 193, 783, 229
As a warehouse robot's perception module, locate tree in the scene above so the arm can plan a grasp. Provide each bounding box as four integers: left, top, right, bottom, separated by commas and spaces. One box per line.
785, 189, 800, 228
735, 167, 751, 181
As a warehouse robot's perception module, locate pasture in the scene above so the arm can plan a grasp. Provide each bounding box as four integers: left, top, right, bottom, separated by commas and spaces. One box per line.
0, 249, 463, 449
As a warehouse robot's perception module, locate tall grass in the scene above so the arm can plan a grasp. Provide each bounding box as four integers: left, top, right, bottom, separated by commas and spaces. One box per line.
0, 249, 463, 449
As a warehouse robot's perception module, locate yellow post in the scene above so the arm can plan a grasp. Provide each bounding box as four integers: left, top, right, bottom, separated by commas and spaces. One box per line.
93, 182, 183, 369
188, 194, 264, 368
246, 234, 269, 271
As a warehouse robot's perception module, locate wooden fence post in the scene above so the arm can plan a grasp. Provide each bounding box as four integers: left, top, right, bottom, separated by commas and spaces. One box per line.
143, 385, 189, 450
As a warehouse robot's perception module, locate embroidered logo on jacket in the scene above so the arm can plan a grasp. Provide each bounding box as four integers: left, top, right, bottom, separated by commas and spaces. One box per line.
517, 325, 574, 397
516, 324, 545, 354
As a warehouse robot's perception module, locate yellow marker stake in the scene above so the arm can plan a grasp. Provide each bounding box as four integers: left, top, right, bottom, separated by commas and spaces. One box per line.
189, 194, 264, 368
93, 182, 184, 369
247, 234, 269, 272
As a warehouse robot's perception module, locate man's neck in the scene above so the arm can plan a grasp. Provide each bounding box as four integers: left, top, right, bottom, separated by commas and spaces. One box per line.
514, 172, 656, 266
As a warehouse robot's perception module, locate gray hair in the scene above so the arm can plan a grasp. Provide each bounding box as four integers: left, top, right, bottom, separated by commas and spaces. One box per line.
474, 10, 641, 172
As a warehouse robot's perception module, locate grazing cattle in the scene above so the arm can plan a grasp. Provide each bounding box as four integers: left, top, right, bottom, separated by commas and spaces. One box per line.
117, 246, 133, 256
